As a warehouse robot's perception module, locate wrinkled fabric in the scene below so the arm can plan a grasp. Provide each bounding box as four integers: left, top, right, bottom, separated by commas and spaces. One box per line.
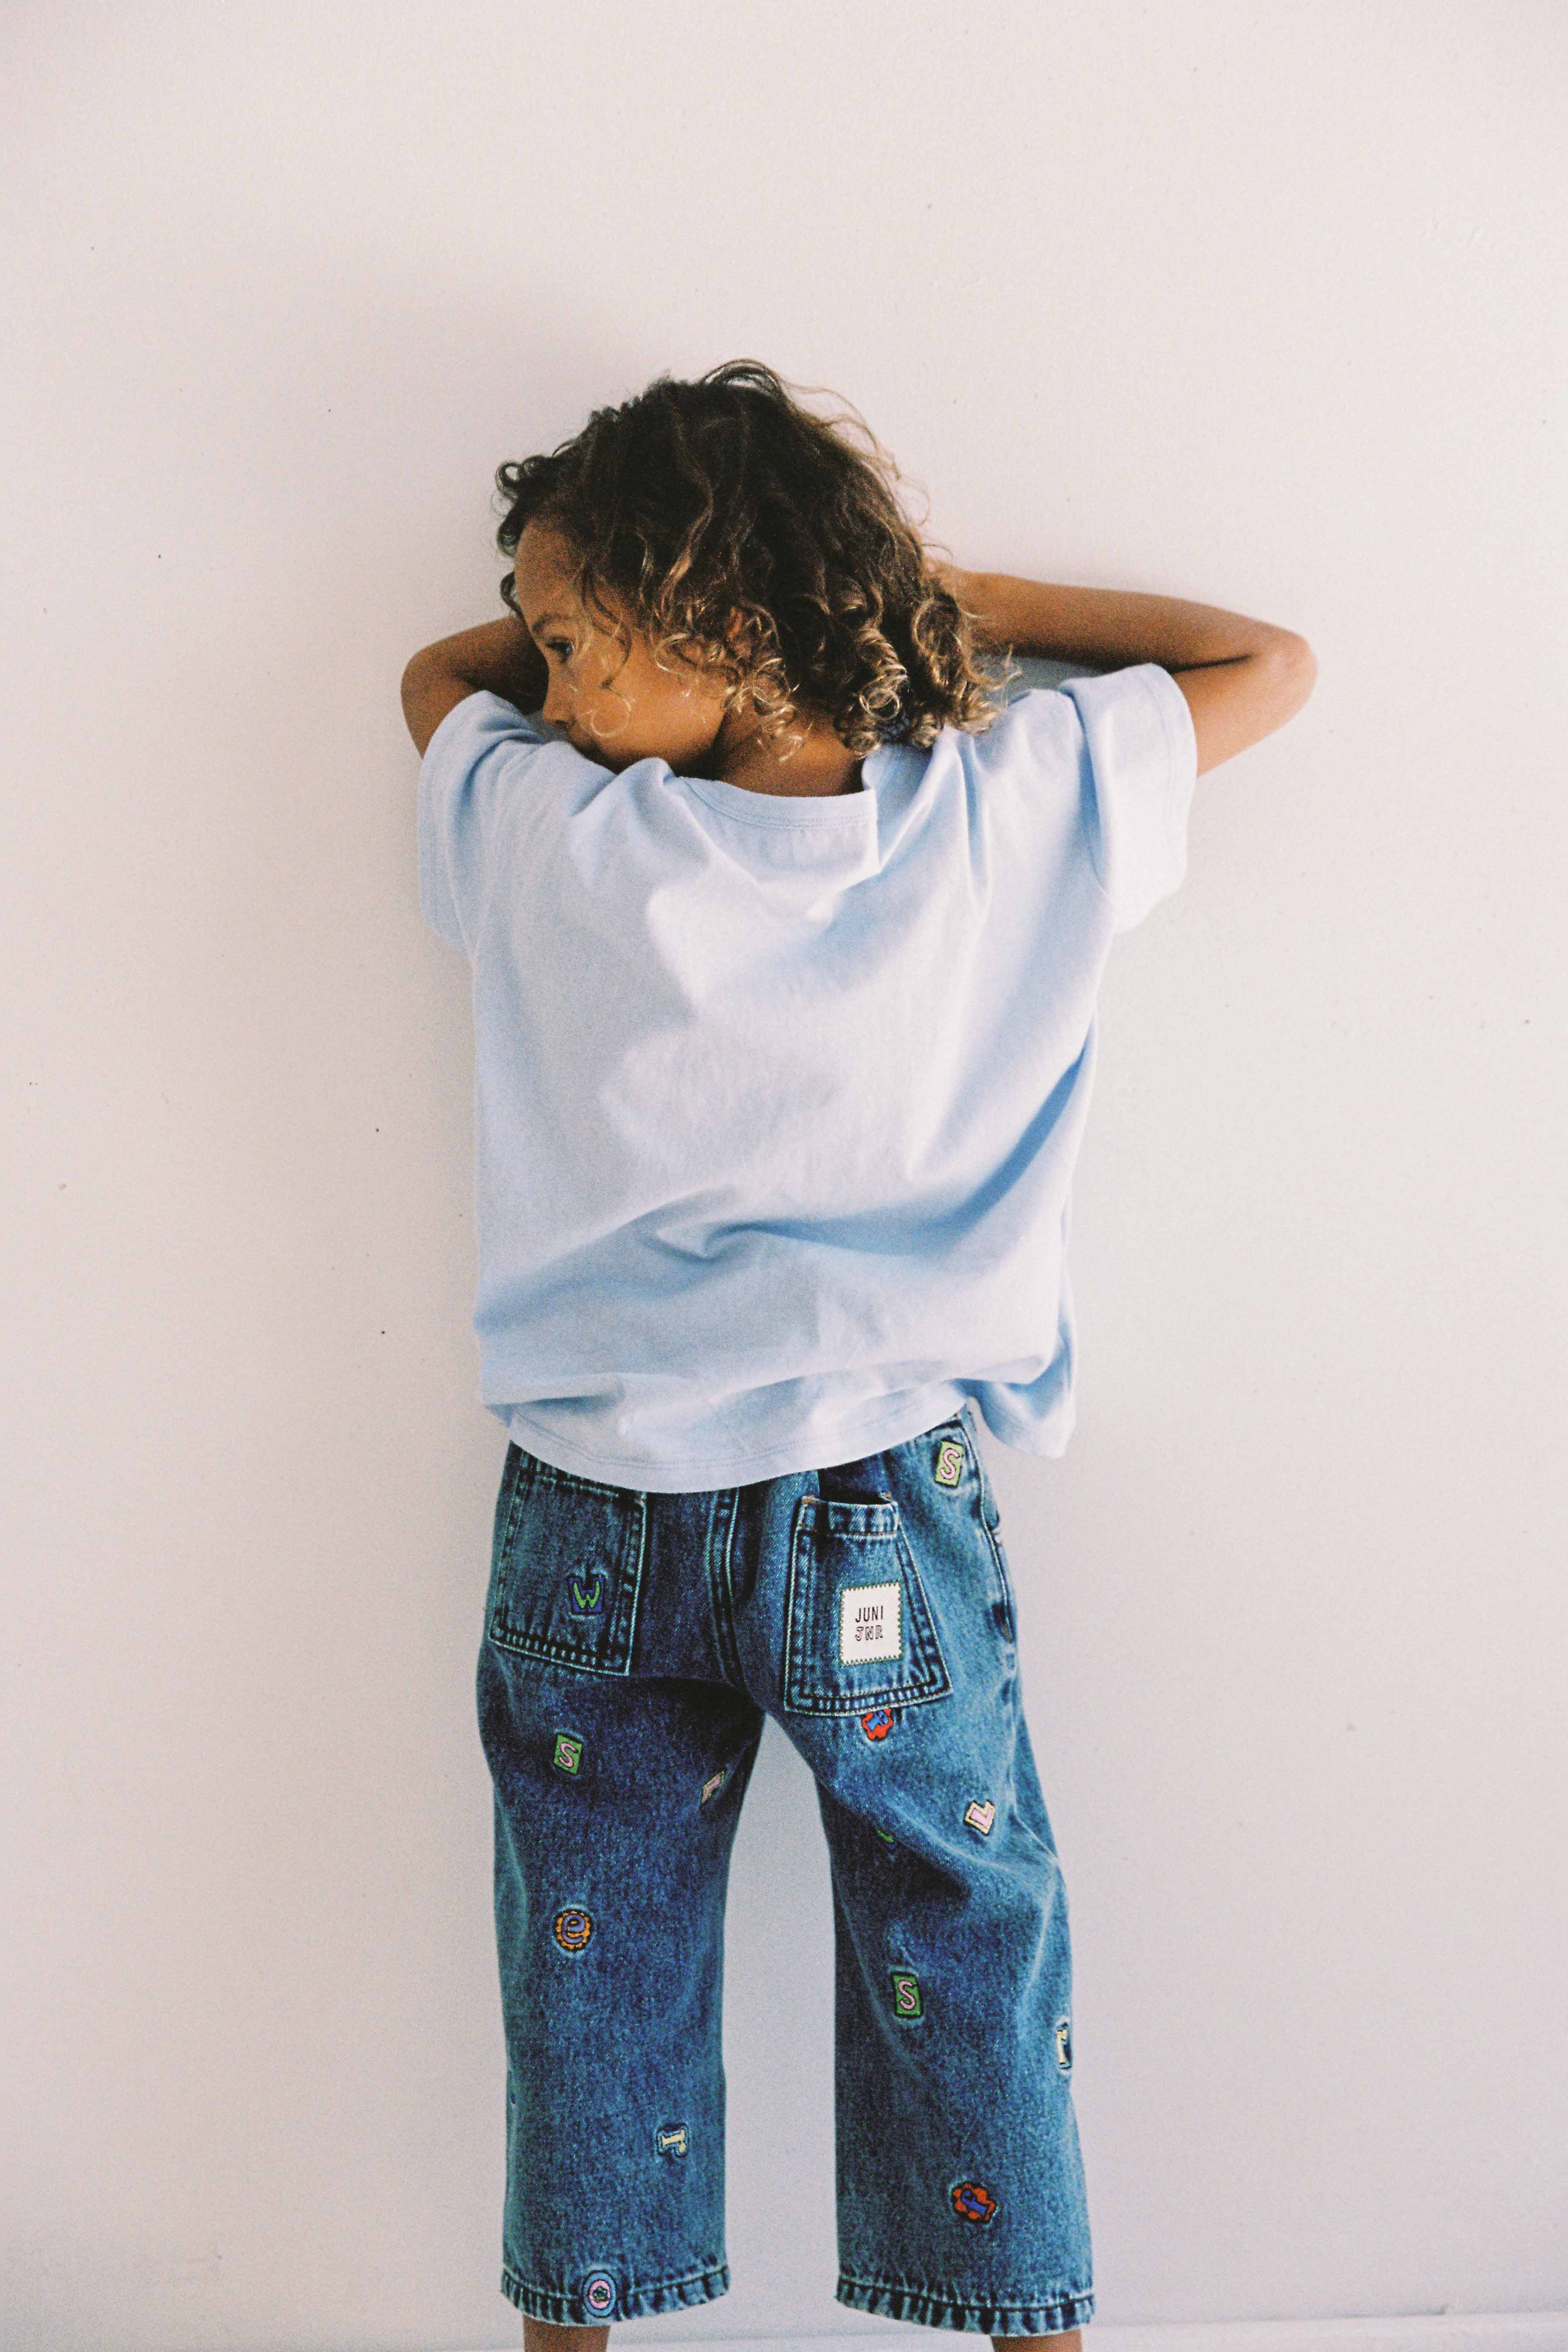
419, 664, 1195, 1491
477, 1404, 1093, 2333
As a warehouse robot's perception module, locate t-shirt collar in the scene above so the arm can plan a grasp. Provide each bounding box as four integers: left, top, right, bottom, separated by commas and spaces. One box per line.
676, 741, 891, 825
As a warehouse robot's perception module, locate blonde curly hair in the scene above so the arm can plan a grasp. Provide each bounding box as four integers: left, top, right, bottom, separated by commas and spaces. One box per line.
493, 358, 1013, 758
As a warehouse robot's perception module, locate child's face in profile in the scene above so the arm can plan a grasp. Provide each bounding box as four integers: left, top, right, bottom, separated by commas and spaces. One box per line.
513, 520, 734, 774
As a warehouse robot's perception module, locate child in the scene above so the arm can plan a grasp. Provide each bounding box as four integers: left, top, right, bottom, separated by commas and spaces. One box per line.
400, 360, 1316, 2351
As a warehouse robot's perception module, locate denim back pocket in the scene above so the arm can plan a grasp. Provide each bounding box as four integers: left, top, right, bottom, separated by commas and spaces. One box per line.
782, 1495, 951, 1716
487, 1449, 647, 1677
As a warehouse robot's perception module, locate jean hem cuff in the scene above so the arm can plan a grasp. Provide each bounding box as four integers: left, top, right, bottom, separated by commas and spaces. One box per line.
501, 2257, 729, 2324
837, 2272, 1094, 2335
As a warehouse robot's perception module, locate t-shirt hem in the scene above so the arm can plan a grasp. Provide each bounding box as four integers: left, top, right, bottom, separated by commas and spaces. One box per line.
971, 1395, 1076, 1459
499, 1382, 974, 1493
1139, 662, 1198, 872
417, 689, 556, 951
417, 692, 484, 950
417, 763, 461, 947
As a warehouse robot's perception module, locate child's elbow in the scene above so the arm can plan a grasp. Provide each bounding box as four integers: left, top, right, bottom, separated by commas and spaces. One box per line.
1269, 631, 1317, 698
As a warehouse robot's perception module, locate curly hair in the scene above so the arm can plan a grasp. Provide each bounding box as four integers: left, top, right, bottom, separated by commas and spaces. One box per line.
492, 359, 1015, 758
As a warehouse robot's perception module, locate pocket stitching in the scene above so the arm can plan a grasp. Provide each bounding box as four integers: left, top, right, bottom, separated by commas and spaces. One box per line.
488, 1456, 648, 1677
782, 1500, 953, 1716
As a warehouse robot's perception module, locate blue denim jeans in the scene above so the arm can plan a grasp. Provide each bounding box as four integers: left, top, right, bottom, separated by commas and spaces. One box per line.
475, 1404, 1093, 2335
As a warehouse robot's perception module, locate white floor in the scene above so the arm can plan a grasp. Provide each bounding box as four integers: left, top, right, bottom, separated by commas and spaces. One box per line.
459, 2318, 1568, 2352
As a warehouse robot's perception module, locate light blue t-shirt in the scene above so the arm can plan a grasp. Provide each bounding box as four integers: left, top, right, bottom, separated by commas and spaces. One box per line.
417, 661, 1196, 1491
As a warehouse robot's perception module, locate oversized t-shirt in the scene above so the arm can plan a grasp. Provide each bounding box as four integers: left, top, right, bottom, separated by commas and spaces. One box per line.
417, 661, 1197, 1491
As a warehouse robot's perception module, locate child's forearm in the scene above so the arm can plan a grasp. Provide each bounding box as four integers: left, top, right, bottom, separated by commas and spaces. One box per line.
405, 614, 550, 711
944, 567, 1302, 671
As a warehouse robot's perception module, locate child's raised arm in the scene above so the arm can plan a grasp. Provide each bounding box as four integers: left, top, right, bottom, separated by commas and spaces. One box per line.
401, 616, 550, 757
939, 565, 1317, 777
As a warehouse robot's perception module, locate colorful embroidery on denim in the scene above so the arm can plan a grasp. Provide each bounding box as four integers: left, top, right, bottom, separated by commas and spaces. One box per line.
890, 1968, 923, 2019
553, 1906, 593, 1952
951, 2179, 998, 2224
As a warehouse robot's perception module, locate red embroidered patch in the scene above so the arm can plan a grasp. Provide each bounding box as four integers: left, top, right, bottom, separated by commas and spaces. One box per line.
950, 2179, 998, 2225
861, 1708, 896, 1741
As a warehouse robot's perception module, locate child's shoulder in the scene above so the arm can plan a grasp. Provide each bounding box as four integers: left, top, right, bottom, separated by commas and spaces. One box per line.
955, 663, 1079, 772
958, 660, 1150, 772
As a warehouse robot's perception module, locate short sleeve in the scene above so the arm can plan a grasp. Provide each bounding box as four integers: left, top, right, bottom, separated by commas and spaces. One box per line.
1059, 663, 1198, 933
417, 690, 557, 952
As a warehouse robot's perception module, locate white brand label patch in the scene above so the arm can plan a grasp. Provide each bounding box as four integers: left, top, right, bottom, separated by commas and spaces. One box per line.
840, 1580, 903, 1663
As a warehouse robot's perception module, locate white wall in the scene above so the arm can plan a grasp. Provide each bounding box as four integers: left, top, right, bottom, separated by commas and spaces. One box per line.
3, 5, 1564, 2348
